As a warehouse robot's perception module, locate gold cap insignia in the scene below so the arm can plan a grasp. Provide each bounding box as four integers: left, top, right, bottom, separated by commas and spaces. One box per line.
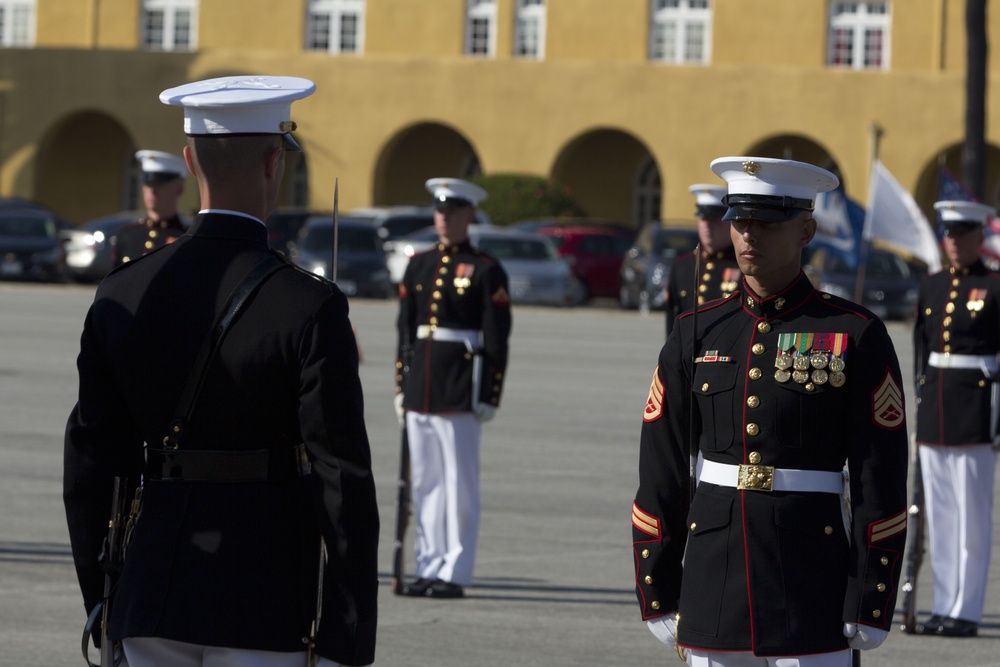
742, 161, 761, 175
279, 121, 297, 132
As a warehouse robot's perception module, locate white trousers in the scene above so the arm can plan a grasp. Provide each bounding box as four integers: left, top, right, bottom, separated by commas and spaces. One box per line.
686, 649, 852, 667
918, 442, 997, 622
406, 411, 481, 586
122, 637, 343, 667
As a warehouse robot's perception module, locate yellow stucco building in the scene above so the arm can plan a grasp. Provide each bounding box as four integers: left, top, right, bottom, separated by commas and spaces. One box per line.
1, 0, 999, 226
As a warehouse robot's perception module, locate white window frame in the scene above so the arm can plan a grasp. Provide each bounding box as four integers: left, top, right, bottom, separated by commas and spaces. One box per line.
648, 0, 712, 66
513, 0, 545, 60
141, 0, 198, 52
305, 0, 366, 55
465, 0, 497, 58
826, 1, 891, 71
0, 0, 35, 47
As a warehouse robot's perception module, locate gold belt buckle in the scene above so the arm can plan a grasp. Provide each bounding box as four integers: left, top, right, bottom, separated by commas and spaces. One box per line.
737, 464, 774, 491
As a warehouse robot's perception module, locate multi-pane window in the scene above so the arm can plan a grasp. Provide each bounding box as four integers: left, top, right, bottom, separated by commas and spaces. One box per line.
0, 0, 34, 47
513, 0, 545, 59
141, 0, 197, 52
827, 2, 890, 70
465, 0, 497, 58
649, 0, 712, 65
306, 0, 365, 54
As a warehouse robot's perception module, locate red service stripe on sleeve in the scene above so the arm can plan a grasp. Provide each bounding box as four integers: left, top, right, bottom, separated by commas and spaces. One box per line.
632, 502, 661, 539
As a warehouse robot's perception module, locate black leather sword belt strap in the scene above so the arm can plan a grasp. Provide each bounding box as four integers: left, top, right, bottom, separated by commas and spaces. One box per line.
146, 444, 310, 482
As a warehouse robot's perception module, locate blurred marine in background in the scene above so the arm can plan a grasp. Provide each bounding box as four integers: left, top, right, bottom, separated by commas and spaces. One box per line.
113, 150, 189, 266
912, 199, 1000, 638
664, 183, 740, 338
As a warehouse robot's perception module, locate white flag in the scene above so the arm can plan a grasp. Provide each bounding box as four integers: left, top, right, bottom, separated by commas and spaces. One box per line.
863, 160, 941, 272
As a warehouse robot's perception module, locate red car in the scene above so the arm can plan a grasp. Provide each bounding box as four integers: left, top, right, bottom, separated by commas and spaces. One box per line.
535, 225, 636, 301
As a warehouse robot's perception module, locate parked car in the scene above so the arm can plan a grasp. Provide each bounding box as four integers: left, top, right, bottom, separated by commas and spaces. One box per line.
619, 223, 700, 312
383, 226, 438, 285
510, 216, 628, 234
351, 205, 493, 247
0, 200, 72, 283
805, 246, 921, 320
385, 224, 580, 305
265, 206, 320, 257
289, 215, 391, 299
535, 225, 635, 301
474, 227, 582, 307
62, 210, 140, 282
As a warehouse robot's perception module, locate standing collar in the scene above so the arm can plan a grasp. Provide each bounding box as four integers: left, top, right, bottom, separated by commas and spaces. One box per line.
740, 270, 815, 319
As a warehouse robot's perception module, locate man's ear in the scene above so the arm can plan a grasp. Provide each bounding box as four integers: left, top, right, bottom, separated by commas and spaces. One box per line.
801, 217, 818, 247
264, 145, 284, 181
183, 145, 196, 175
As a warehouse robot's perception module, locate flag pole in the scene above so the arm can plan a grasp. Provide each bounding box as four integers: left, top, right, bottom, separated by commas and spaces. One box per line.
854, 123, 883, 304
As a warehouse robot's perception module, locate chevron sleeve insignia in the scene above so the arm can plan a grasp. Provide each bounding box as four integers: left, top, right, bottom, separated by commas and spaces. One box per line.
632, 502, 661, 539
643, 367, 664, 423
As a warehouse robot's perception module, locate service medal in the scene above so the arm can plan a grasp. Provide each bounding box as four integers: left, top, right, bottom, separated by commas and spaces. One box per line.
829, 371, 846, 387
829, 357, 845, 372
810, 352, 828, 369
775, 354, 792, 370
812, 369, 829, 385
775, 369, 791, 383
792, 370, 809, 384
793, 355, 810, 371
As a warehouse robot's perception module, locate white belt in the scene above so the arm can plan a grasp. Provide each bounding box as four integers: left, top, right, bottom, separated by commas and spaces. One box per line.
699, 458, 845, 494
415, 325, 482, 351
928, 351, 999, 372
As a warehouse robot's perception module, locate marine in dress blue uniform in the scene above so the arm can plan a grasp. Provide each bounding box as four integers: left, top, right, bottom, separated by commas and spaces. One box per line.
65, 76, 378, 667
633, 157, 909, 667
912, 200, 1000, 638
665, 184, 741, 338
113, 150, 189, 266
394, 178, 512, 598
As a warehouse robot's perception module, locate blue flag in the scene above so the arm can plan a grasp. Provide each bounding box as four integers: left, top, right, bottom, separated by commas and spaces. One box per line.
812, 186, 866, 269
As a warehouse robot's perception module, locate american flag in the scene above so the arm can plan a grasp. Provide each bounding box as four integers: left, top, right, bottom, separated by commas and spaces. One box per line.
937, 166, 1000, 267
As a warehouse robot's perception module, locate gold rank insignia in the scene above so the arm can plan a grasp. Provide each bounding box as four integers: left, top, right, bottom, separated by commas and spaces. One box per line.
872, 371, 904, 430
643, 367, 664, 423
869, 510, 907, 544
632, 502, 661, 539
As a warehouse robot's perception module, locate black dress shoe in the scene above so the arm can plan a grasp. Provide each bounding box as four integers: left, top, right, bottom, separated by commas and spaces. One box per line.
937, 617, 978, 637
424, 579, 464, 599
915, 614, 945, 635
401, 578, 433, 596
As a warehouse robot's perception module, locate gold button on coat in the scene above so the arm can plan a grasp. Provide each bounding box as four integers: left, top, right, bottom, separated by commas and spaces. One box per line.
876, 583, 886, 592
690, 522, 697, 531
645, 576, 653, 585
642, 549, 650, 558
748, 451, 761, 464
757, 321, 771, 334
749, 368, 762, 380
752, 343, 765, 355
880, 557, 889, 565
746, 423, 759, 436
747, 395, 759, 408
651, 601, 660, 610
872, 610, 881, 619
824, 526, 833, 535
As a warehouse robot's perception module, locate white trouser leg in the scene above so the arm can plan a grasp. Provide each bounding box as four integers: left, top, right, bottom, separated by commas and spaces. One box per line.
686, 649, 851, 667
919, 443, 997, 622
408, 412, 447, 580
434, 412, 481, 585
123, 638, 340, 667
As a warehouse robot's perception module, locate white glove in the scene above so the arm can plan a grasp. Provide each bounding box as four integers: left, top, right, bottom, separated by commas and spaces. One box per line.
393, 393, 406, 426
474, 402, 497, 423
843, 622, 889, 650
647, 615, 678, 650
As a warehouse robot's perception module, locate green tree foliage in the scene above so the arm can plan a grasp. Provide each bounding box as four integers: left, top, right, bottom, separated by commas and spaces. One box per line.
470, 174, 585, 227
